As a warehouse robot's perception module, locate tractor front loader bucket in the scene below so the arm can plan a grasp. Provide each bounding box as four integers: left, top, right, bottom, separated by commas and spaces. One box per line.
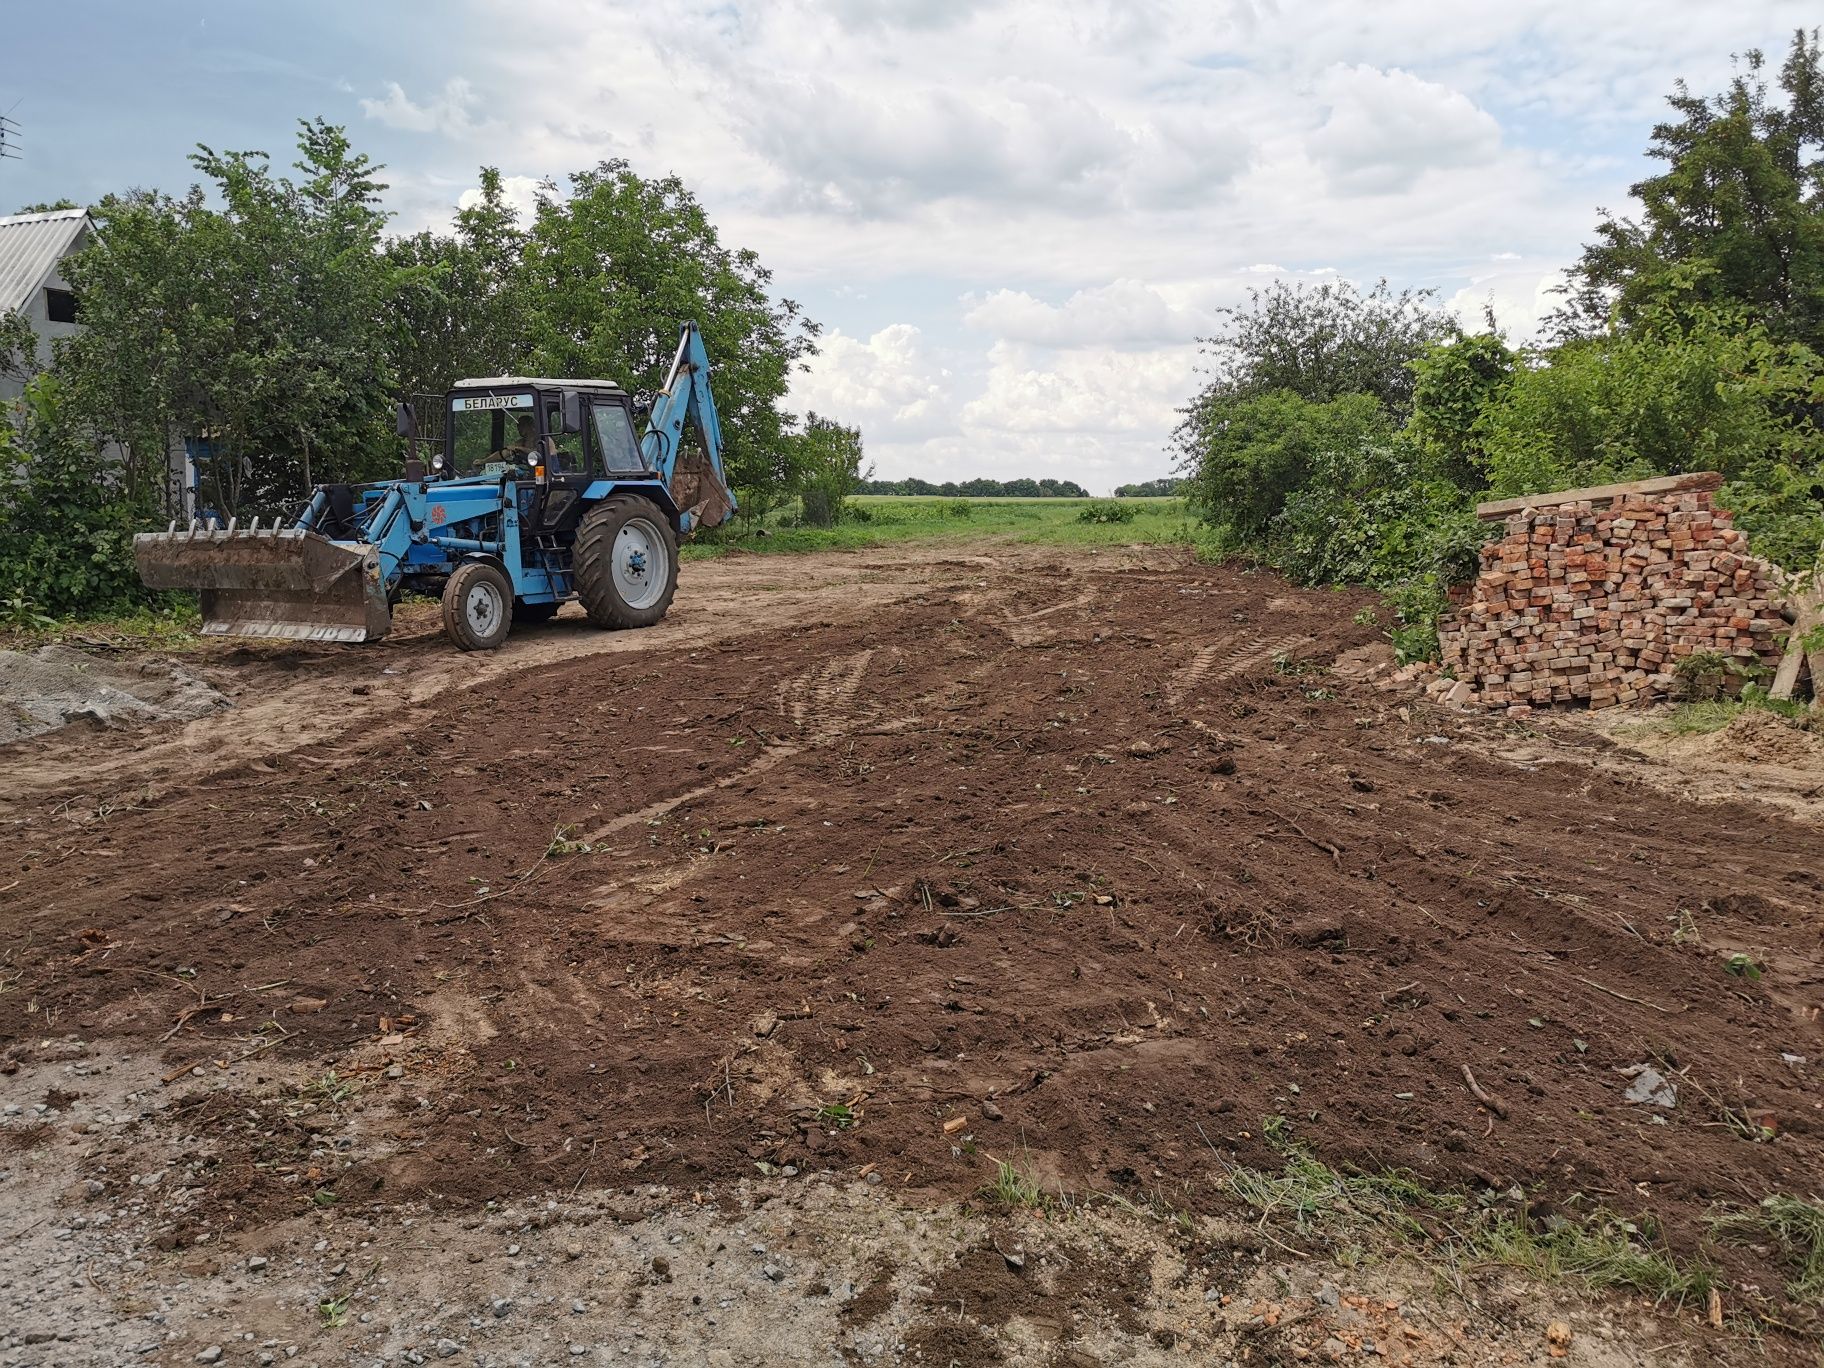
134, 522, 393, 643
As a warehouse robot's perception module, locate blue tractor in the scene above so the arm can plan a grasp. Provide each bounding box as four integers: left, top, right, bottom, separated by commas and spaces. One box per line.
136, 323, 736, 650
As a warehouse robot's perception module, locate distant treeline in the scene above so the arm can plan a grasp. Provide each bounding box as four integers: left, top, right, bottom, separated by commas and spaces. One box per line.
855, 477, 1091, 498
1111, 478, 1185, 497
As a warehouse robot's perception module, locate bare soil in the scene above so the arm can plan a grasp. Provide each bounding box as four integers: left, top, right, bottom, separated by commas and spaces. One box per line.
2, 540, 1821, 1364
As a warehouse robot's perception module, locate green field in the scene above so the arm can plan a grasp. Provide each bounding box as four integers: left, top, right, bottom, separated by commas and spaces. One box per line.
680, 495, 1199, 561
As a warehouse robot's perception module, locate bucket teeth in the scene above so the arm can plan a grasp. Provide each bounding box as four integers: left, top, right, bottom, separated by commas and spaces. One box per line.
133, 526, 392, 642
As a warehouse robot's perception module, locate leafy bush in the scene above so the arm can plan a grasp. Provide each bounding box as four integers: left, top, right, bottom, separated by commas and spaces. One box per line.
1, 376, 160, 619
1076, 500, 1137, 524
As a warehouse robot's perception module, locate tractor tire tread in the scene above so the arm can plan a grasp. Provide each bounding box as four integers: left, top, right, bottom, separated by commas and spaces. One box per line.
574, 495, 678, 630
442, 560, 514, 652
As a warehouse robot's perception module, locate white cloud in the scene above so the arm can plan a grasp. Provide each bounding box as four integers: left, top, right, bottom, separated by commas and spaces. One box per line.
960, 340, 1196, 436
790, 325, 955, 441
962, 280, 1211, 349
1308, 65, 1503, 195
456, 174, 545, 223
360, 78, 485, 137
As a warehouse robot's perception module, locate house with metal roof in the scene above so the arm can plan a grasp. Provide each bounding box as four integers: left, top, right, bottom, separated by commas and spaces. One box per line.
0, 207, 91, 405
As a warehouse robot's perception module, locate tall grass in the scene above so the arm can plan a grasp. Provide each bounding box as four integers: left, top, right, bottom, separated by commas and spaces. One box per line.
682, 496, 1203, 561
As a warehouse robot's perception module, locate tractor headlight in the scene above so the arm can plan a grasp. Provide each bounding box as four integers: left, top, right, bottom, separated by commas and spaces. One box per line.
431, 454, 445, 472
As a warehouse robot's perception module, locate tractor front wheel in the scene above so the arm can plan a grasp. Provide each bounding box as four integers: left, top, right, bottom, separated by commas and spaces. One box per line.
442, 560, 514, 651
574, 496, 679, 629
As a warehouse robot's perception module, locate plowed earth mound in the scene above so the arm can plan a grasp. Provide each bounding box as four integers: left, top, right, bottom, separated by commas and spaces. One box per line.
4, 548, 1821, 1344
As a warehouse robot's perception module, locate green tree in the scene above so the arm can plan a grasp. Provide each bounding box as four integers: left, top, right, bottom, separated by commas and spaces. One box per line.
1406, 331, 1517, 485
0, 308, 38, 384
1183, 390, 1395, 544
387, 167, 530, 400
1112, 477, 1184, 497
58, 118, 403, 515
12, 199, 80, 213
1178, 278, 1458, 424
518, 160, 818, 513
1555, 29, 1824, 343
794, 413, 866, 526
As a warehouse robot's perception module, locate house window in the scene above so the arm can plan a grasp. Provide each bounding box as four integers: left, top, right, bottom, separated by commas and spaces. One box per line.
44, 288, 78, 324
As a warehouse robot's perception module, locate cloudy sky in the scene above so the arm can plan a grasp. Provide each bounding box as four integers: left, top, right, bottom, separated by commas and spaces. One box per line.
4, 1, 1815, 490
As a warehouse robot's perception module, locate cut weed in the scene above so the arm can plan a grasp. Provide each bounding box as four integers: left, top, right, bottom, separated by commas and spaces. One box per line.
1716, 1196, 1824, 1305
1216, 1121, 1717, 1308
983, 1152, 1051, 1212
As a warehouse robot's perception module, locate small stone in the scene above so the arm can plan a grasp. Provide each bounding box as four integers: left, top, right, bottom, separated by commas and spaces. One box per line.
385, 1065, 404, 1080
196, 1348, 225, 1365
650, 1256, 670, 1277
761, 1264, 784, 1282
571, 1300, 587, 1314
1316, 1282, 1340, 1307
435, 1338, 460, 1358
141, 1170, 165, 1188
491, 1298, 513, 1318
248, 1256, 269, 1272
506, 1244, 521, 1257
865, 1171, 882, 1186
568, 1348, 587, 1358
289, 997, 328, 1015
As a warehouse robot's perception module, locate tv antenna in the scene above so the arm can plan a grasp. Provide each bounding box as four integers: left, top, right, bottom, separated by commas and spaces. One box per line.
0, 104, 19, 163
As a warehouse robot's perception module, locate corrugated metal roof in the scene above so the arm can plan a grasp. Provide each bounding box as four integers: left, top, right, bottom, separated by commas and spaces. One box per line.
0, 208, 90, 314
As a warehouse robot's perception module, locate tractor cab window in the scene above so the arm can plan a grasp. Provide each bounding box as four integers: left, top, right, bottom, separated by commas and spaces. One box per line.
448, 391, 540, 477
591, 401, 646, 475
543, 401, 585, 475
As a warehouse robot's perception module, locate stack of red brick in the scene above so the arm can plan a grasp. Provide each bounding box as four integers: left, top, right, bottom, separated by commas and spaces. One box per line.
1438, 484, 1787, 712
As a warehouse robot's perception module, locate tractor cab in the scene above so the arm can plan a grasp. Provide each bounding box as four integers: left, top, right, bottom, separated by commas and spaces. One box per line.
439, 379, 646, 482
433, 378, 652, 534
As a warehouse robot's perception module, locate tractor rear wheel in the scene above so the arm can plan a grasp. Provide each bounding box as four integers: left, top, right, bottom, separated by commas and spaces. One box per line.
442, 561, 513, 651
574, 496, 678, 629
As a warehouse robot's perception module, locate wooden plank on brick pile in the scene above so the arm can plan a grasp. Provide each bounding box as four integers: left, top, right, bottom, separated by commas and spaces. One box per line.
1769, 551, 1824, 703
1475, 472, 1724, 521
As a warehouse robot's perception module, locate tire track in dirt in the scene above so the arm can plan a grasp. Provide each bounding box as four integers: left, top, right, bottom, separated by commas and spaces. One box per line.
999, 590, 1097, 646
1165, 632, 1314, 704
775, 648, 878, 737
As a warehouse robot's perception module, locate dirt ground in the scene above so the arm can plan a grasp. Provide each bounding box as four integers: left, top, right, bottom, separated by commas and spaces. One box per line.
2, 539, 1821, 1366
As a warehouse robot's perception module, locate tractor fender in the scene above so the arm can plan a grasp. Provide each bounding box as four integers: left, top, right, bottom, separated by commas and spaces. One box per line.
581, 479, 684, 531
453, 549, 513, 584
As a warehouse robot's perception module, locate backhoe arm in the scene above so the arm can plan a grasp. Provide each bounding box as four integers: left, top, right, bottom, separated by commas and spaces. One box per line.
641, 322, 737, 532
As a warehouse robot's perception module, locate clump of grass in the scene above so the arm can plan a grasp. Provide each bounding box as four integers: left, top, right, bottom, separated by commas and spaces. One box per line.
319, 1294, 351, 1327
983, 1152, 1051, 1211
1473, 1210, 1713, 1304
1659, 687, 1812, 735
1219, 1121, 1456, 1244
298, 1070, 357, 1107
1716, 1196, 1824, 1305
1218, 1119, 1715, 1307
